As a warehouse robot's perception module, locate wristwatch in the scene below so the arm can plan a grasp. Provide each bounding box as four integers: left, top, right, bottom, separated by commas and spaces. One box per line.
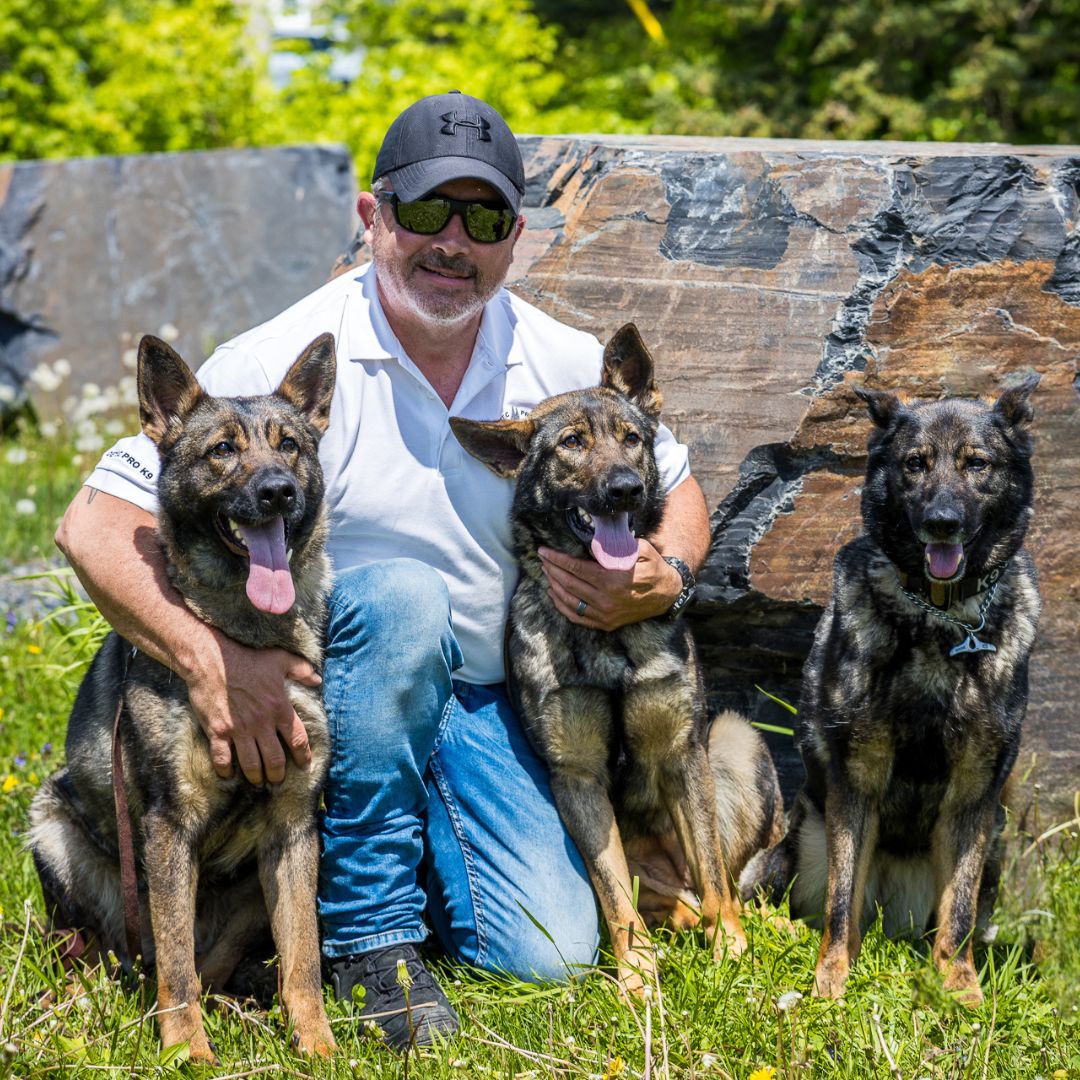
662, 555, 697, 619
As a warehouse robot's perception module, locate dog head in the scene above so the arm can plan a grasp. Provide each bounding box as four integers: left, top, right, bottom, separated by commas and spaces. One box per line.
450, 323, 665, 569
138, 333, 336, 614
855, 374, 1038, 585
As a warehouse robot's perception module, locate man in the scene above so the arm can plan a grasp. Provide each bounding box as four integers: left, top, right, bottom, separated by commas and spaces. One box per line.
57, 92, 711, 1049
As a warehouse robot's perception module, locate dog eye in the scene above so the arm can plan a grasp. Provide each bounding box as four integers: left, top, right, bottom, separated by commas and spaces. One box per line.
279, 436, 299, 454
624, 432, 641, 447
209, 441, 234, 459
561, 434, 583, 450
905, 454, 925, 472
966, 456, 990, 471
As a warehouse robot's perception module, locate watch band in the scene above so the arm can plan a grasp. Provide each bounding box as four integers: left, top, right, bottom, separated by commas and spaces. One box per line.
662, 555, 697, 618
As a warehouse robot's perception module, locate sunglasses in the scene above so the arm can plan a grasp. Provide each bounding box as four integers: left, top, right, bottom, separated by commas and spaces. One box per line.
377, 191, 517, 244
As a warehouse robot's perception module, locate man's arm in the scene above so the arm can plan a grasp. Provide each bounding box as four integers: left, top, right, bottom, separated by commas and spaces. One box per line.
56, 487, 319, 785
538, 474, 711, 631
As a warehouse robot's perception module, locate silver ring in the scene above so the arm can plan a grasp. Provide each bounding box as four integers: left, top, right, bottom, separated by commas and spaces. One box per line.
576, 599, 588, 617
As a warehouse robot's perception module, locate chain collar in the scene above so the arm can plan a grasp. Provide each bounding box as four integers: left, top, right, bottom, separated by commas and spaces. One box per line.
895, 575, 1001, 656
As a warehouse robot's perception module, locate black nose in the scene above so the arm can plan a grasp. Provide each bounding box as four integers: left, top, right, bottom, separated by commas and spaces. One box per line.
256, 474, 297, 514
922, 503, 962, 539
604, 469, 645, 506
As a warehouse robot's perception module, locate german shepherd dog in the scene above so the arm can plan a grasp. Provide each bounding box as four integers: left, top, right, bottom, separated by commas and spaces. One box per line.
451, 324, 782, 995
740, 377, 1041, 1005
29, 334, 338, 1061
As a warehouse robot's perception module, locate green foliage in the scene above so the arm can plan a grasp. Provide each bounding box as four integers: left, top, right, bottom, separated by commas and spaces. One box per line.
0, 0, 271, 160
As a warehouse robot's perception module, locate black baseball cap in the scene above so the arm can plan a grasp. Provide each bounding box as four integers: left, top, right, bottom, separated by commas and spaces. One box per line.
372, 91, 525, 215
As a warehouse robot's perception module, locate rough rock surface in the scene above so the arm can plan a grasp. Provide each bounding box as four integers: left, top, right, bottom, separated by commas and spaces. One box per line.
503, 135, 1080, 820
0, 145, 355, 411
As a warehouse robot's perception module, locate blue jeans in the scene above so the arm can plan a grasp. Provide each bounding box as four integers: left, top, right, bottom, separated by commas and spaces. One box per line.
317, 559, 600, 980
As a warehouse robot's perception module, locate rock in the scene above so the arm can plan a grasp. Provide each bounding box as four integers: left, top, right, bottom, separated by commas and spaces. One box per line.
503, 136, 1080, 821
0, 145, 356, 416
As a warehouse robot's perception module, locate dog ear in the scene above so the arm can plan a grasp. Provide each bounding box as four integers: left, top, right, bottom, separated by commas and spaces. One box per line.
276, 333, 337, 436
601, 323, 663, 417
449, 416, 535, 478
853, 385, 904, 430
138, 335, 205, 446
993, 372, 1040, 429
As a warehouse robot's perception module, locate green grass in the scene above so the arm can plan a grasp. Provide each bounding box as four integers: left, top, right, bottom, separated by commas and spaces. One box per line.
1, 429, 1078, 1077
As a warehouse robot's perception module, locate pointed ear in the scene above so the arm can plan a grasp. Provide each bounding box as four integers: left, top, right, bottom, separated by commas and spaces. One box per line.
449, 416, 535, 478
993, 372, 1039, 429
853, 385, 905, 430
276, 333, 337, 435
138, 335, 205, 446
601, 323, 662, 417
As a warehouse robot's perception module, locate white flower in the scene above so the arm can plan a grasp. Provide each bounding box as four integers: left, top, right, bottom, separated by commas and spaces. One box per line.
52, 358, 71, 378
40, 421, 57, 438
105, 419, 125, 436
81, 382, 101, 399
0, 384, 16, 403
776, 990, 803, 1013
4, 447, 28, 465
71, 454, 84, 467
15, 498, 36, 515
122, 348, 138, 370
159, 323, 180, 342
29, 364, 60, 392
75, 433, 104, 452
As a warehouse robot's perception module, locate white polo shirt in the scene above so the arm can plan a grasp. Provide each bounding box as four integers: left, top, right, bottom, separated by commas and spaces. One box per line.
86, 262, 691, 684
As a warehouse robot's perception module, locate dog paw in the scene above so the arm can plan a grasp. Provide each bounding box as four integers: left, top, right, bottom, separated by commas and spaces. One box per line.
812, 960, 848, 1000
942, 966, 984, 1008
616, 948, 658, 1000
292, 1022, 337, 1057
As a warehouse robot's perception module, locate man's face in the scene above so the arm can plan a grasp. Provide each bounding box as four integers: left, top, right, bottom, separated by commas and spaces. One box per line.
367, 178, 522, 327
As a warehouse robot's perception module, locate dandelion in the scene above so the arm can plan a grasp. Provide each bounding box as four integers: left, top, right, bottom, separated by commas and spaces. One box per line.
82, 382, 101, 399
40, 421, 58, 438
15, 498, 36, 515
4, 447, 28, 465
53, 358, 71, 378
749, 1069, 776, 1080
105, 419, 125, 436
75, 433, 104, 453
395, 957, 412, 990
701, 1054, 717, 1069
605, 1058, 626, 1077
27, 644, 42, 654
2, 775, 18, 793
122, 348, 138, 370
29, 363, 61, 392
159, 323, 180, 342
776, 990, 803, 1013
0, 384, 15, 404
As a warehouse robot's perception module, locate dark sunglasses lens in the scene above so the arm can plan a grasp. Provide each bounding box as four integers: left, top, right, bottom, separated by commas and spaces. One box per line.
465, 204, 515, 243
395, 198, 452, 235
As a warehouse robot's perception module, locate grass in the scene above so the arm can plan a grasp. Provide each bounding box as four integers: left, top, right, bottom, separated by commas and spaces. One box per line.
0, 420, 1078, 1077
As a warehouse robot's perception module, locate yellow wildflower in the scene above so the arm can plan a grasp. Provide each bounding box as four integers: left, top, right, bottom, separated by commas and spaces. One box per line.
2, 774, 19, 793
27, 644, 42, 655
605, 1058, 626, 1078
749, 1069, 776, 1080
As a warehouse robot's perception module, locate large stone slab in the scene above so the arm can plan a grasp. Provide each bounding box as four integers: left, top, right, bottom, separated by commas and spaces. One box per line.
502, 135, 1080, 821
0, 145, 355, 412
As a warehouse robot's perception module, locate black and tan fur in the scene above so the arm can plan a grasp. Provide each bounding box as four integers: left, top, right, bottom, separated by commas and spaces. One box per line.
740, 377, 1041, 1005
29, 334, 338, 1062
452, 324, 782, 995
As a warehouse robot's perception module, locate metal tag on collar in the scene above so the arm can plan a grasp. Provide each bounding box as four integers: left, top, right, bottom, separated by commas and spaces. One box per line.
949, 613, 997, 657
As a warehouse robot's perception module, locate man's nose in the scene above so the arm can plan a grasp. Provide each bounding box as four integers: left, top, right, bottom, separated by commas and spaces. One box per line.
431, 210, 471, 254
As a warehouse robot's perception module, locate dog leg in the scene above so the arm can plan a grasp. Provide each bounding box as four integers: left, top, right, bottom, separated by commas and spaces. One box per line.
814, 785, 878, 999
662, 743, 746, 959
930, 798, 997, 1007
142, 811, 216, 1064
550, 767, 656, 998
259, 823, 335, 1057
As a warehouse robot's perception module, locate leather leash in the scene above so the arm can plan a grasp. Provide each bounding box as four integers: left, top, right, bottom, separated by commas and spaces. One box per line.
111, 646, 141, 966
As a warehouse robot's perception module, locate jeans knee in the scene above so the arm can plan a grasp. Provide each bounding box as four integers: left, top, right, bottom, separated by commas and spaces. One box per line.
327, 560, 460, 671
484, 897, 600, 983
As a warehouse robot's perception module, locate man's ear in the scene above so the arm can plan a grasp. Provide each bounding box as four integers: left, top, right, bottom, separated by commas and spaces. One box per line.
853, 385, 905, 430
276, 333, 337, 436
449, 416, 535, 478
993, 372, 1040, 429
601, 323, 662, 417
138, 335, 204, 446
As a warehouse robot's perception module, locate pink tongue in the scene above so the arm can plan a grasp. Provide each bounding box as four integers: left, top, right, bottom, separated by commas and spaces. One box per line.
925, 542, 964, 581
590, 512, 639, 572
238, 517, 295, 614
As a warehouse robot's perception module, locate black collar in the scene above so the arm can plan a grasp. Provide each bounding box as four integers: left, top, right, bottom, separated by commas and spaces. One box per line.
895, 563, 1006, 610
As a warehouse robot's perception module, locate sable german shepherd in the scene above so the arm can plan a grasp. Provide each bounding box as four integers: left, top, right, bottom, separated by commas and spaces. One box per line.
29, 334, 338, 1062
451, 324, 782, 995
740, 377, 1041, 1005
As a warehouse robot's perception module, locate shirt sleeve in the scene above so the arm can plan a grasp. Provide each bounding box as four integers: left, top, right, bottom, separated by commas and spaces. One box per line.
654, 421, 692, 493
83, 345, 274, 511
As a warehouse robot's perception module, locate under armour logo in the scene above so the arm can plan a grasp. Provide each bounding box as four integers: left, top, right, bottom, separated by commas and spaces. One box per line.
440, 111, 491, 140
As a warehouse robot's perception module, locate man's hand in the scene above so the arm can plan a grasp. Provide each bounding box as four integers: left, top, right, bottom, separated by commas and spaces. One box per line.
538, 541, 682, 631
186, 631, 323, 786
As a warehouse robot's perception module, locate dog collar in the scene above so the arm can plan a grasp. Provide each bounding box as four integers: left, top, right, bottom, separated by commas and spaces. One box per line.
894, 563, 1005, 611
